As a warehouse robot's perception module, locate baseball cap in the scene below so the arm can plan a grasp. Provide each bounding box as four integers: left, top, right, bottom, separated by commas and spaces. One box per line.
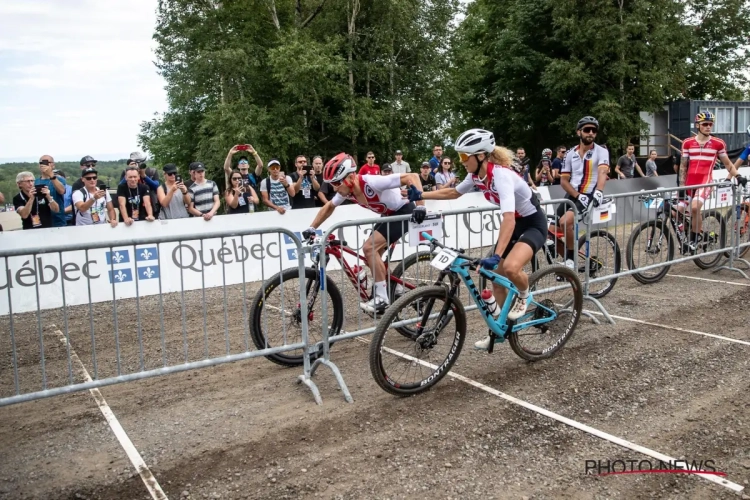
162, 163, 178, 174
395, 150, 403, 155
420, 161, 430, 168
82, 167, 98, 176
267, 159, 281, 168
189, 161, 206, 172
382, 164, 392, 172
80, 155, 97, 166
130, 151, 147, 163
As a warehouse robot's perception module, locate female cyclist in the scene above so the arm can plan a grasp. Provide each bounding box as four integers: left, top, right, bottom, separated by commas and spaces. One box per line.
407, 128, 548, 350
304, 153, 425, 314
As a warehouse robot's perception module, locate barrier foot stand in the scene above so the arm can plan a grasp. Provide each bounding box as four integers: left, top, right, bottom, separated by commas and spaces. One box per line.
582, 295, 615, 325
297, 372, 323, 405
713, 257, 750, 279
307, 358, 353, 403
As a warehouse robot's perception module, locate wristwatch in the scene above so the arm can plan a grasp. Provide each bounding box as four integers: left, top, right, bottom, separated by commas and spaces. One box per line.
50, 176, 57, 180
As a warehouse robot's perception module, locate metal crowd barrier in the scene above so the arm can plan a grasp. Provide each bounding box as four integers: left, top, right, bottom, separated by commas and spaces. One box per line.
0, 227, 323, 406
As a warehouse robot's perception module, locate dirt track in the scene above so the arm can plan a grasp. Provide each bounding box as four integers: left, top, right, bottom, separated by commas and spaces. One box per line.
1, 247, 750, 499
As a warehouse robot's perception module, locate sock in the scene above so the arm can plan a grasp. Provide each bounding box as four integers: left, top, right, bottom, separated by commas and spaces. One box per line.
690, 231, 698, 243
374, 281, 389, 302
518, 288, 529, 299
565, 250, 575, 262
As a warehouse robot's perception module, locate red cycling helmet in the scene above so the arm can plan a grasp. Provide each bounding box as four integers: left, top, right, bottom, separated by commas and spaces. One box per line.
323, 153, 357, 183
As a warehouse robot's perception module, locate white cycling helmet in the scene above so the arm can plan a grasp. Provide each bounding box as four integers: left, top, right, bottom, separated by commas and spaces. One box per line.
454, 128, 495, 155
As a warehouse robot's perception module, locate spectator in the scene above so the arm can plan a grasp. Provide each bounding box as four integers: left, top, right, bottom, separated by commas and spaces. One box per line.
117, 167, 155, 225
312, 156, 330, 206
359, 151, 381, 175
225, 169, 259, 214
72, 167, 117, 227
515, 147, 537, 189
535, 156, 553, 186
37, 155, 67, 227
13, 171, 59, 230
186, 162, 220, 221
71, 156, 99, 224
223, 145, 263, 189
183, 164, 198, 190
156, 164, 191, 219
120, 155, 160, 193
434, 157, 457, 189
381, 164, 393, 175
260, 159, 294, 214
615, 143, 645, 179
646, 150, 659, 177
54, 169, 74, 225
419, 162, 436, 191
391, 150, 410, 173
290, 155, 319, 209
429, 145, 443, 175
551, 146, 566, 185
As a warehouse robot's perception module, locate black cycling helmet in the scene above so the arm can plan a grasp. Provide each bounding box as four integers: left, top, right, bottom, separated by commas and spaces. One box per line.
576, 116, 599, 131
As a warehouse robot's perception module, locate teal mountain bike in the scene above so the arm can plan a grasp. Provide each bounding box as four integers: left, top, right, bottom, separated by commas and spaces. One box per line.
369, 233, 583, 396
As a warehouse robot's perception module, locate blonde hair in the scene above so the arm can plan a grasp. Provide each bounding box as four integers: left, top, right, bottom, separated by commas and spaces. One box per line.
486, 146, 515, 166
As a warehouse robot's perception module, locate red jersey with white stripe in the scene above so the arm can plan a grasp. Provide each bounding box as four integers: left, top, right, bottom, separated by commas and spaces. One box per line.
455, 163, 538, 218
331, 174, 407, 215
681, 136, 727, 187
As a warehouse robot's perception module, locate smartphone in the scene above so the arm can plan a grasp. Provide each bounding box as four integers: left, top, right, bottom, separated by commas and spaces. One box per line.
34, 183, 47, 197
176, 175, 182, 183
236, 144, 249, 151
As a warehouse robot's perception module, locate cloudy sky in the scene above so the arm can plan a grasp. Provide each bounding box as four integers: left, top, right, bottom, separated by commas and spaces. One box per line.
0, 0, 167, 162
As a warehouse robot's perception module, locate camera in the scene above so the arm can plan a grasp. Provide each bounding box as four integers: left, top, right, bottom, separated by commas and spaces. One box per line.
303, 164, 312, 174
34, 183, 46, 198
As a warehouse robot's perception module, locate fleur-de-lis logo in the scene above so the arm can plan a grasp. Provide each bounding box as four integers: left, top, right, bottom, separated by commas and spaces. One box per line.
142, 267, 155, 279
112, 252, 125, 263
289, 249, 298, 259
140, 248, 153, 260
114, 270, 127, 282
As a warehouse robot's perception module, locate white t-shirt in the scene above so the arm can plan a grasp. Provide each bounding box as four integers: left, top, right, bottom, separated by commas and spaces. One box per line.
456, 163, 538, 217
331, 174, 408, 215
260, 175, 293, 210
72, 189, 112, 225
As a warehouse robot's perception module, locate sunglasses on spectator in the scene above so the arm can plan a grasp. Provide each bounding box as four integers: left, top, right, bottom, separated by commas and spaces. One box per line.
232, 177, 242, 181
367, 156, 374, 159
165, 172, 176, 176
581, 127, 598, 134
84, 176, 97, 181
268, 165, 280, 170
83, 163, 96, 168
442, 161, 452, 165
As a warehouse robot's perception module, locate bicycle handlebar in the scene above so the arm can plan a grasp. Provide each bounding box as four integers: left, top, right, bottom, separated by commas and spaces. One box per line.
420, 232, 479, 268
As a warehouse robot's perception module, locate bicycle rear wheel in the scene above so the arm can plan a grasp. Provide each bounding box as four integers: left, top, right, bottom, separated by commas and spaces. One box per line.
694, 210, 725, 269
578, 230, 621, 298
369, 285, 466, 396
508, 265, 583, 362
626, 220, 674, 284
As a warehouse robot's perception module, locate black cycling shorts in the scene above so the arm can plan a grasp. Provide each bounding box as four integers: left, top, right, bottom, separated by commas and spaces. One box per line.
501, 207, 548, 260
373, 202, 416, 245
554, 193, 587, 220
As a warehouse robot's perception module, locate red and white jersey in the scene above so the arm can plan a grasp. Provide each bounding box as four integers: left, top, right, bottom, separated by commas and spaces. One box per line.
331, 174, 407, 215
455, 163, 538, 218
682, 136, 727, 187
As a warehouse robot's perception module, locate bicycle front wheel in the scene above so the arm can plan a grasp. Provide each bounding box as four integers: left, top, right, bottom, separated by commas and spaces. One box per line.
508, 265, 583, 362
626, 220, 674, 284
369, 285, 466, 396
694, 210, 725, 269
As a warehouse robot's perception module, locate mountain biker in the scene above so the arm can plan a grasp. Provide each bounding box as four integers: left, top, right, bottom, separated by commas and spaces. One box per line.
551, 116, 610, 271
406, 128, 548, 350
304, 153, 426, 315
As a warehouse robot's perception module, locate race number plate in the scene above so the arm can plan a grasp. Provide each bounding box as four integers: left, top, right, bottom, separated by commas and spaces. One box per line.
430, 248, 458, 270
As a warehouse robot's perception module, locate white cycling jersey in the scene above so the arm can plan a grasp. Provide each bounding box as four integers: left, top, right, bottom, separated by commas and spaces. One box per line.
562, 143, 610, 194
456, 163, 538, 217
331, 174, 407, 215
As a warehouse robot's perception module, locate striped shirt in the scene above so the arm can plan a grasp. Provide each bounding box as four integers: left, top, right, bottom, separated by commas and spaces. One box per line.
562, 143, 610, 194
682, 136, 727, 187
188, 180, 219, 214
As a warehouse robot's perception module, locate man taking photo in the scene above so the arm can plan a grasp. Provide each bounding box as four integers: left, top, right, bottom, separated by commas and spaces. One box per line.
13, 171, 59, 230
72, 167, 117, 227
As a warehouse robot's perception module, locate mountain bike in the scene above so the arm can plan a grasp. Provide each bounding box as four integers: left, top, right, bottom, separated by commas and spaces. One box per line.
626, 193, 726, 284
479, 200, 621, 299
369, 233, 583, 396
249, 233, 432, 366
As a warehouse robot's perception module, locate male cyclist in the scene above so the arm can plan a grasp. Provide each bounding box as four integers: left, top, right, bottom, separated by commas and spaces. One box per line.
552, 116, 610, 271
304, 153, 425, 314
679, 111, 745, 252
406, 129, 548, 350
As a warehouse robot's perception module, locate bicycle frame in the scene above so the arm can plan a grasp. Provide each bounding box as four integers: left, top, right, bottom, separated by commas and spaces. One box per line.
316, 235, 412, 301
420, 234, 558, 340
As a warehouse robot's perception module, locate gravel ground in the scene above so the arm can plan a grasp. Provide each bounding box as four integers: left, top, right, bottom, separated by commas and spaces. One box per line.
1, 239, 749, 499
